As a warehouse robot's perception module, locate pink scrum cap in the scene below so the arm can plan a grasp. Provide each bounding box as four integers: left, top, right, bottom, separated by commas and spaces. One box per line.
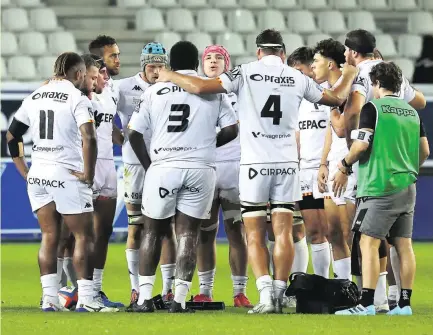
202, 45, 231, 72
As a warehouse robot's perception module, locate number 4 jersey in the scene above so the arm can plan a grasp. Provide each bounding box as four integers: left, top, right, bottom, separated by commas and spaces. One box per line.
128, 70, 238, 168
13, 79, 94, 171
218, 55, 324, 165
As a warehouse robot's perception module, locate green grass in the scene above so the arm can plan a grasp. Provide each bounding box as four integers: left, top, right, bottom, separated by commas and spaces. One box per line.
2, 243, 433, 335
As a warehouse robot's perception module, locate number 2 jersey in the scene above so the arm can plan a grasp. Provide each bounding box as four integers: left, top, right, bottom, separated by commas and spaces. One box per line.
128, 70, 238, 168
13, 79, 94, 171
218, 55, 324, 165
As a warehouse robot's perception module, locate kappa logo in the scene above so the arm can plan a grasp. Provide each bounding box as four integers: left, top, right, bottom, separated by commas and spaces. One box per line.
159, 187, 170, 198
226, 66, 241, 82
249, 168, 258, 180
132, 85, 143, 91
84, 202, 92, 208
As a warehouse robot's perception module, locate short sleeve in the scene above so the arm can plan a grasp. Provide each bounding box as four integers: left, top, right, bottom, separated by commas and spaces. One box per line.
358, 102, 377, 130
303, 75, 324, 103
401, 76, 416, 103
351, 73, 368, 97
13, 101, 30, 126
74, 95, 94, 128
217, 94, 238, 129
128, 92, 150, 135
218, 65, 243, 95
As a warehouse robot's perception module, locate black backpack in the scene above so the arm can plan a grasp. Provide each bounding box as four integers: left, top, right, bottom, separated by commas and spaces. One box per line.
286, 272, 359, 314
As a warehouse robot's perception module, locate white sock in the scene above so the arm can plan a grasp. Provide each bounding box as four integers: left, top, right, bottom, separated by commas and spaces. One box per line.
137, 275, 156, 305
256, 275, 273, 305
198, 268, 216, 298
268, 241, 275, 276
355, 275, 363, 292
41, 273, 58, 298
388, 285, 398, 302
330, 244, 335, 274
374, 271, 388, 306
93, 268, 103, 293
311, 242, 331, 278
77, 279, 94, 304
291, 237, 309, 273
390, 246, 401, 295
232, 275, 248, 296
160, 264, 176, 296
126, 249, 139, 291
56, 258, 64, 289
63, 257, 78, 287
174, 279, 192, 308
333, 257, 351, 280
273, 280, 287, 299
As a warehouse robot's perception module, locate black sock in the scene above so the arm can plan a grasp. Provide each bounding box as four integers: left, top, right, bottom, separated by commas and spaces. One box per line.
399, 289, 412, 308
359, 288, 375, 307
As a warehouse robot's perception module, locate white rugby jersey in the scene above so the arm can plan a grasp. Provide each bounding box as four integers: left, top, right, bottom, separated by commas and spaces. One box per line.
297, 98, 329, 169
218, 55, 324, 165
117, 73, 152, 164
128, 70, 237, 168
13, 79, 94, 171
91, 92, 116, 160
216, 92, 240, 162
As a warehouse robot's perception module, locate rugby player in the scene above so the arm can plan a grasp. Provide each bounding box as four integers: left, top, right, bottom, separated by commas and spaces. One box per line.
116, 42, 177, 305
7, 53, 117, 312
127, 41, 238, 313
156, 29, 359, 313
193, 45, 252, 308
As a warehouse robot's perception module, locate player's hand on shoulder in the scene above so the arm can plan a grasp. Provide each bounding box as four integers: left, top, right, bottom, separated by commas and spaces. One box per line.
69, 170, 93, 188
340, 63, 359, 79
155, 67, 172, 83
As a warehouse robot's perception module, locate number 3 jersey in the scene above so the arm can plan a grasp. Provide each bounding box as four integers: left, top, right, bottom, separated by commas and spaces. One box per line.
128, 70, 237, 168
13, 79, 94, 171
218, 55, 324, 165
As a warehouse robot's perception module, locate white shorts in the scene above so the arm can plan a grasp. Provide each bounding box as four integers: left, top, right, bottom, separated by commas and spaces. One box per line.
214, 160, 240, 204
300, 168, 323, 199
326, 160, 357, 206
123, 163, 145, 204
92, 159, 117, 199
239, 162, 302, 204
142, 166, 216, 220
27, 163, 93, 214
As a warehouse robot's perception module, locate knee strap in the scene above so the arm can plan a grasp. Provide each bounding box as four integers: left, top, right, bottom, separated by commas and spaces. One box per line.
240, 201, 267, 218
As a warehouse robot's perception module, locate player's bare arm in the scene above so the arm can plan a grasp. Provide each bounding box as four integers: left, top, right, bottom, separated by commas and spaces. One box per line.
317, 124, 332, 193
318, 64, 359, 106
342, 91, 366, 146
127, 129, 151, 170
409, 87, 427, 110
157, 67, 226, 94
71, 122, 97, 186
112, 124, 124, 145
216, 124, 238, 147
6, 118, 29, 180
420, 136, 430, 166
330, 107, 345, 138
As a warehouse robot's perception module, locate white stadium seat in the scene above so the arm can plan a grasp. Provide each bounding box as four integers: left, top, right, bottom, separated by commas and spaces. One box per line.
398, 34, 423, 59
390, 0, 418, 11
166, 9, 195, 32
258, 10, 286, 32
317, 11, 347, 34
0, 57, 8, 80
197, 9, 226, 33
360, 0, 388, 10
179, 0, 207, 8
306, 33, 332, 47
281, 33, 304, 55
15, 0, 42, 6
19, 32, 48, 56
185, 32, 213, 53
421, 0, 433, 10
391, 58, 415, 81
117, 0, 146, 7
37, 56, 57, 79
228, 9, 257, 34
301, 0, 328, 10
148, 0, 178, 8
8, 56, 37, 80
347, 11, 378, 32
245, 33, 260, 54
154, 32, 181, 52
216, 33, 246, 57
2, 8, 29, 31
330, 0, 358, 10
135, 8, 165, 32
1, 0, 11, 7
29, 8, 59, 31
239, 0, 268, 9
408, 12, 433, 35
209, 0, 237, 8
374, 34, 397, 58
287, 10, 318, 34
269, 0, 298, 9
1, 32, 18, 56
48, 32, 77, 55
234, 56, 257, 66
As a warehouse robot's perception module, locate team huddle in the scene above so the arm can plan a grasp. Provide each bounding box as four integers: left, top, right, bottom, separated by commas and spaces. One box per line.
6, 27, 428, 315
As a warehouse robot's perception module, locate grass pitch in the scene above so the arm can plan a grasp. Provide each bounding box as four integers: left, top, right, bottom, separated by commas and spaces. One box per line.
2, 243, 433, 335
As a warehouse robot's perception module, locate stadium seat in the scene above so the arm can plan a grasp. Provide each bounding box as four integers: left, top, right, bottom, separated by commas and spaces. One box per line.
179, 0, 207, 8
306, 33, 332, 47
37, 56, 56, 80
29, 8, 59, 31
166, 9, 195, 32
15, 0, 42, 6
239, 0, 268, 9
1, 0, 11, 7
281, 33, 304, 55
257, 10, 286, 32
2, 8, 29, 31
0, 57, 8, 80
408, 12, 433, 35
48, 32, 77, 55
197, 9, 226, 33
390, 0, 418, 11
1, 32, 18, 56
317, 11, 347, 34
185, 32, 213, 53
234, 56, 257, 66
347, 11, 378, 32
216, 33, 246, 57
301, 0, 328, 10
374, 34, 397, 58
19, 32, 47, 56
420, 0, 433, 10
117, 0, 146, 7
154, 32, 181, 52
359, 0, 387, 10
287, 10, 318, 34
8, 56, 37, 80
391, 58, 415, 81
330, 0, 358, 10
135, 8, 165, 32
148, 0, 178, 8
269, 0, 298, 9
228, 9, 257, 34
209, 0, 237, 8
245, 33, 260, 53
398, 34, 423, 59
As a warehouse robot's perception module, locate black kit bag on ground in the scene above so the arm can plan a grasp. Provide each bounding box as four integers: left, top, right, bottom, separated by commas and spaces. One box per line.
286, 272, 359, 314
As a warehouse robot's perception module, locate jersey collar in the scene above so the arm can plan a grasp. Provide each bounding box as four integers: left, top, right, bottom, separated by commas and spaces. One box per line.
259, 55, 283, 66
176, 70, 198, 76
135, 72, 151, 89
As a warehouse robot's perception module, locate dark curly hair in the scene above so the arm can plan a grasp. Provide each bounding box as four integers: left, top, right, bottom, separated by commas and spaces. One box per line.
313, 38, 346, 67
369, 62, 403, 93
256, 29, 284, 55
287, 47, 314, 66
